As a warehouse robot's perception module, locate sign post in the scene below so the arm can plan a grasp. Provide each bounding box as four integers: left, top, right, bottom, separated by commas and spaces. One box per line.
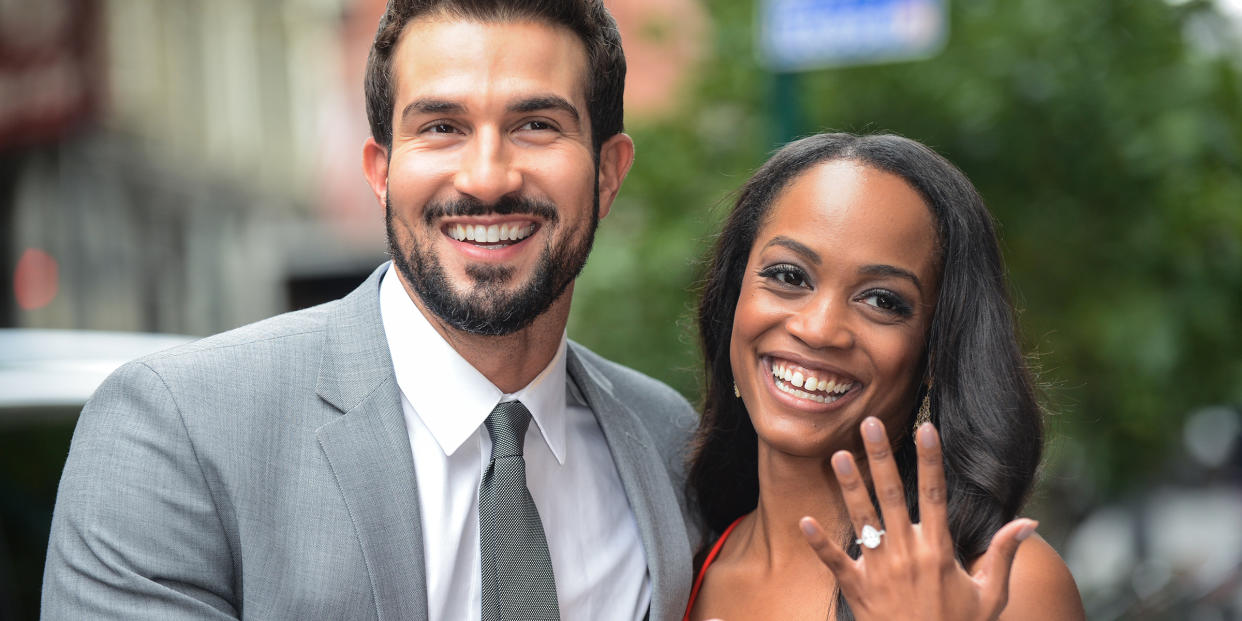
757, 0, 948, 142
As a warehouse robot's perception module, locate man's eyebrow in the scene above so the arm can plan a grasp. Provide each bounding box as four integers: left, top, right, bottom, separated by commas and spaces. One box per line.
763, 236, 821, 265
400, 98, 465, 123
398, 96, 581, 126
859, 264, 923, 293
509, 96, 580, 123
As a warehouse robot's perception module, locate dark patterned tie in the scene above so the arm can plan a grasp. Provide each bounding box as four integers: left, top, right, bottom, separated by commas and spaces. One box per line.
479, 400, 560, 621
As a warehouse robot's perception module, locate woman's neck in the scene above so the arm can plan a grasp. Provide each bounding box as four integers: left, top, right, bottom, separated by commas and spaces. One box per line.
739, 445, 854, 570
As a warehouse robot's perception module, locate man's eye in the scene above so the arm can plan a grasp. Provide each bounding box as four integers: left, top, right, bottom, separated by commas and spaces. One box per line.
521, 120, 554, 131
426, 123, 458, 134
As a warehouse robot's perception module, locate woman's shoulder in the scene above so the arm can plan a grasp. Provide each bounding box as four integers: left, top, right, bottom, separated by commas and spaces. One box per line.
990, 533, 1086, 621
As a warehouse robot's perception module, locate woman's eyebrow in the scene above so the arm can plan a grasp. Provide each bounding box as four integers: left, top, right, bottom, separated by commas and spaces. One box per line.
859, 264, 923, 293
763, 236, 821, 265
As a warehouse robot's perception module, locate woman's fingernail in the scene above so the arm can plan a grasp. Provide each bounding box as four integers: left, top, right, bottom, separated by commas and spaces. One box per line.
918, 424, 937, 449
862, 417, 885, 443
1016, 520, 1038, 542
832, 451, 855, 475
800, 517, 819, 538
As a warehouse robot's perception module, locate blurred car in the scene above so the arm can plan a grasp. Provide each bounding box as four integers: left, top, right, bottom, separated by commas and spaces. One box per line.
1063, 405, 1242, 620
0, 328, 195, 621
0, 328, 195, 420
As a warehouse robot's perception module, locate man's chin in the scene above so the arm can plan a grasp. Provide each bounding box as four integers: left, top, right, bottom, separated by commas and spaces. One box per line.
462, 264, 519, 286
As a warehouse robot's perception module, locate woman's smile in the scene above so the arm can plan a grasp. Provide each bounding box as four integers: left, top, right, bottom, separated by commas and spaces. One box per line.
762, 355, 860, 408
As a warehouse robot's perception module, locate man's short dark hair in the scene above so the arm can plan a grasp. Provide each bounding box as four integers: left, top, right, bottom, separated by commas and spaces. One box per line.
364, 0, 626, 153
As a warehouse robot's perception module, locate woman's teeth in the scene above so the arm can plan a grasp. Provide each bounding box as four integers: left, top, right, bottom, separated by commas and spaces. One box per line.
447, 222, 535, 244
770, 360, 854, 404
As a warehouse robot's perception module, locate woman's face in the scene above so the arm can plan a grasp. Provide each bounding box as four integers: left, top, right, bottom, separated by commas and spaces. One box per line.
729, 159, 940, 458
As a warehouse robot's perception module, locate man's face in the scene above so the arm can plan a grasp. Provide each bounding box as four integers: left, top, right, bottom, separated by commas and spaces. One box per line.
372, 17, 620, 336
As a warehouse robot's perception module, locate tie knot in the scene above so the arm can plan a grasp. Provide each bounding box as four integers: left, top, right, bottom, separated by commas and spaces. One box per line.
485, 400, 531, 458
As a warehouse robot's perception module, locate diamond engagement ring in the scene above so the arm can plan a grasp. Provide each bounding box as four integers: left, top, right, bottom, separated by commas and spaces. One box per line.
856, 524, 885, 549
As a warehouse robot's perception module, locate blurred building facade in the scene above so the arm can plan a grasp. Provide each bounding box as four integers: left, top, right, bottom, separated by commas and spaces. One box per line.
1, 0, 709, 337
2, 0, 388, 336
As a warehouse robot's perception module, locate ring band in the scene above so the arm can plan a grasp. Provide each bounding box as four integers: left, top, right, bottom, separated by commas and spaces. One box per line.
856, 524, 885, 549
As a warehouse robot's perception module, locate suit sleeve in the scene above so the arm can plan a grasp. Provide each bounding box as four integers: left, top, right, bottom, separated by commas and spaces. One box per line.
41, 361, 238, 620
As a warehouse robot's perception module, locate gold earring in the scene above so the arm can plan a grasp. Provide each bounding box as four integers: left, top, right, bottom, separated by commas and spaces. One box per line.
913, 380, 933, 434
733, 382, 741, 398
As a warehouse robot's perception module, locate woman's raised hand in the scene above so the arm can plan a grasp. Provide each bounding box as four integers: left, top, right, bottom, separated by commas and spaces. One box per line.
799, 417, 1037, 621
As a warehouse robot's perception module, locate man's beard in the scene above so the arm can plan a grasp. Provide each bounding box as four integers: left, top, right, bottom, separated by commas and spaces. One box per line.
386, 192, 598, 336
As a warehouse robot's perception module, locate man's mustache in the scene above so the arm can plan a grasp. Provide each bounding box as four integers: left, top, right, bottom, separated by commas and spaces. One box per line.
422, 195, 559, 225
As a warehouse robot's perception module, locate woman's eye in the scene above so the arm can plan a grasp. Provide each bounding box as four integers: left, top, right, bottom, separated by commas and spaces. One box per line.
859, 290, 913, 316
776, 271, 806, 287
758, 264, 809, 288
863, 293, 893, 309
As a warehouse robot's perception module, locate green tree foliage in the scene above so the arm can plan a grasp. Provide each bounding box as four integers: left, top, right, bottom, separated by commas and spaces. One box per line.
569, 0, 1242, 497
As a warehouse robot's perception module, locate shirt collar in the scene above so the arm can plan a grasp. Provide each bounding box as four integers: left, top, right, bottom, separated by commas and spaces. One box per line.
379, 264, 568, 463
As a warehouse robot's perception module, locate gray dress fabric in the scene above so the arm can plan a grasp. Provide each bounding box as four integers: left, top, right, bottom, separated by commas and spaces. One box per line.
41, 263, 699, 621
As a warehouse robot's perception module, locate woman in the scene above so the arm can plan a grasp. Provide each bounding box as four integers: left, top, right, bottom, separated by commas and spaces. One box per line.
685, 133, 1084, 620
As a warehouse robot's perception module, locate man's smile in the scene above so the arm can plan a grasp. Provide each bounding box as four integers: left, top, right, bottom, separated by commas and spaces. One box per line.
443, 219, 539, 248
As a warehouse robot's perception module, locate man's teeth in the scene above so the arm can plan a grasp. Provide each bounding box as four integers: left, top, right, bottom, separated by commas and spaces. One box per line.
448, 222, 535, 243
770, 360, 854, 403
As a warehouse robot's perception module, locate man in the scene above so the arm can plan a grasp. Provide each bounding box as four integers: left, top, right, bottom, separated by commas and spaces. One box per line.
41, 1, 698, 619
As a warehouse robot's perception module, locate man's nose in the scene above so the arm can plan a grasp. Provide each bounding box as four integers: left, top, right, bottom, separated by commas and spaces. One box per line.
454, 129, 522, 204
785, 293, 855, 351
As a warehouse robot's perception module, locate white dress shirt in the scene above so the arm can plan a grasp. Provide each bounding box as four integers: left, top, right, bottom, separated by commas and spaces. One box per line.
378, 265, 651, 621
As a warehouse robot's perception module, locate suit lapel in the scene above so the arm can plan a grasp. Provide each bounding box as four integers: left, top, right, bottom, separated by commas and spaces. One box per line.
315, 265, 429, 621
567, 347, 692, 621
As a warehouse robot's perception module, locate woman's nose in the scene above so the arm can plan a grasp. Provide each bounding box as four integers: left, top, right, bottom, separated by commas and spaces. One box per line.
786, 293, 855, 350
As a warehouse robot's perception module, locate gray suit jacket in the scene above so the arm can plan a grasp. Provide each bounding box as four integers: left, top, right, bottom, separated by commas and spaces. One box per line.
42, 264, 699, 620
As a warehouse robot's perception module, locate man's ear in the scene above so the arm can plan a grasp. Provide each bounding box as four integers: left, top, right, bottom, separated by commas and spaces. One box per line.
595, 133, 635, 220
362, 137, 390, 208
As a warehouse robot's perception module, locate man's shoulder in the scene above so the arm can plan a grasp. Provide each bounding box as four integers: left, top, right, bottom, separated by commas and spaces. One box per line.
80, 294, 369, 437
568, 341, 699, 535
566, 341, 699, 457
140, 301, 336, 371
567, 341, 692, 411
138, 264, 387, 374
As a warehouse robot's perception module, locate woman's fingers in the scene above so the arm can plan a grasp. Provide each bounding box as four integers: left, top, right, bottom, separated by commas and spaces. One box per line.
974, 518, 1038, 611
800, 516, 862, 595
915, 423, 951, 554
812, 419, 1033, 619
860, 417, 912, 537
831, 450, 885, 550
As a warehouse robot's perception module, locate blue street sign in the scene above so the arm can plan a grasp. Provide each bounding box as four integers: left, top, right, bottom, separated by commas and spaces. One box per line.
758, 0, 948, 71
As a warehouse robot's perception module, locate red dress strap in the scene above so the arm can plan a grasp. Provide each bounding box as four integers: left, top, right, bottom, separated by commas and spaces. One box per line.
682, 515, 746, 621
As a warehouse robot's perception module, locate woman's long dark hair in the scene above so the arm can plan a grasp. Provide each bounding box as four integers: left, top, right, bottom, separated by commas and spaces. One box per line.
689, 133, 1043, 619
